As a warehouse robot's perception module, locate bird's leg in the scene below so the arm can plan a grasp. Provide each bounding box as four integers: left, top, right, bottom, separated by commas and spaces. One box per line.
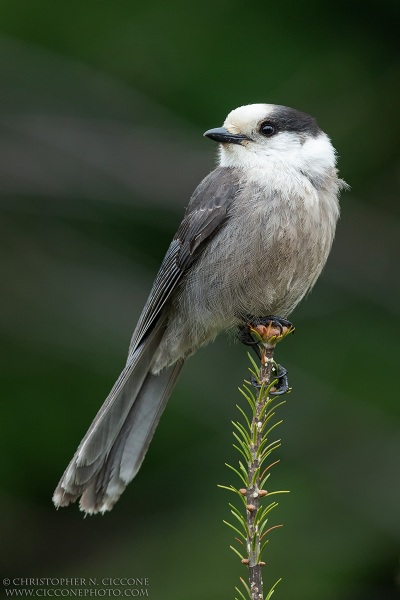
237, 316, 295, 395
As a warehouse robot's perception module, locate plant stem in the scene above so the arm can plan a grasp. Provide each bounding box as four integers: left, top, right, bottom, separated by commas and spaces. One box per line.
247, 344, 276, 600
221, 321, 293, 599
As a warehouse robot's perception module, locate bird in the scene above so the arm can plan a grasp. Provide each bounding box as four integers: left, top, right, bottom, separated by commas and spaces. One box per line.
53, 103, 346, 514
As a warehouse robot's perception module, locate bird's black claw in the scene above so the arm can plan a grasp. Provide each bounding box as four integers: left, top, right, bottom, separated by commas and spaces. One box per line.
270, 363, 290, 395
237, 323, 262, 359
250, 363, 290, 396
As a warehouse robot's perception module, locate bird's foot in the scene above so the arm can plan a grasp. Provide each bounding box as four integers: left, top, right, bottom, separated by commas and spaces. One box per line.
238, 316, 294, 394
250, 363, 290, 396
238, 315, 295, 357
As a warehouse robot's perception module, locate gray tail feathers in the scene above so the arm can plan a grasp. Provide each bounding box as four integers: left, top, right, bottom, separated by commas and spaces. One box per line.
53, 325, 183, 514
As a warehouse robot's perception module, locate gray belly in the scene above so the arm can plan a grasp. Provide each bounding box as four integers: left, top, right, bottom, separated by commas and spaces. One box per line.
186, 192, 333, 317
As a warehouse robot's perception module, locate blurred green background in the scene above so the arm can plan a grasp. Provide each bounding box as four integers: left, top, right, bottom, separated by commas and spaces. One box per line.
1, 1, 399, 598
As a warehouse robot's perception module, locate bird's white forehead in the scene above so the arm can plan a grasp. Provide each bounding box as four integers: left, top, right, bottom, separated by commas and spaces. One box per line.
224, 104, 273, 132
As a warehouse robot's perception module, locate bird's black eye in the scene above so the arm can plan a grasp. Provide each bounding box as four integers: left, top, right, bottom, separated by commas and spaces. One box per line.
260, 122, 276, 137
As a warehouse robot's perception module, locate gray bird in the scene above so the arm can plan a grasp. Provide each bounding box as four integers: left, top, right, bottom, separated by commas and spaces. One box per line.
53, 103, 346, 514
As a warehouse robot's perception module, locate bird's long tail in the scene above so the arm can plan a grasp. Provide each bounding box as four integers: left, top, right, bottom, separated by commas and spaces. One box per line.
53, 325, 183, 514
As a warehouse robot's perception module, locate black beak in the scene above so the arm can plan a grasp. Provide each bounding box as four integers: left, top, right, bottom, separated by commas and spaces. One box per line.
203, 127, 249, 145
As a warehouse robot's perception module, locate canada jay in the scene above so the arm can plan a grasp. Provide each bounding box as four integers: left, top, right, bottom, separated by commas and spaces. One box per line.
53, 103, 346, 514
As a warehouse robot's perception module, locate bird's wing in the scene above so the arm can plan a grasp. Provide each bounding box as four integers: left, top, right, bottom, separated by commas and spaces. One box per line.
53, 166, 241, 513
127, 166, 241, 355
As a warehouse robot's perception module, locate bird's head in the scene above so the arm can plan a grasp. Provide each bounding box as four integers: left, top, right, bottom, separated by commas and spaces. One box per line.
204, 103, 337, 179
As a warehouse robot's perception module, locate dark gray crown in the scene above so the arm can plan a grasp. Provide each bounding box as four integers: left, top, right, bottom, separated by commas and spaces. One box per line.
269, 105, 321, 137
